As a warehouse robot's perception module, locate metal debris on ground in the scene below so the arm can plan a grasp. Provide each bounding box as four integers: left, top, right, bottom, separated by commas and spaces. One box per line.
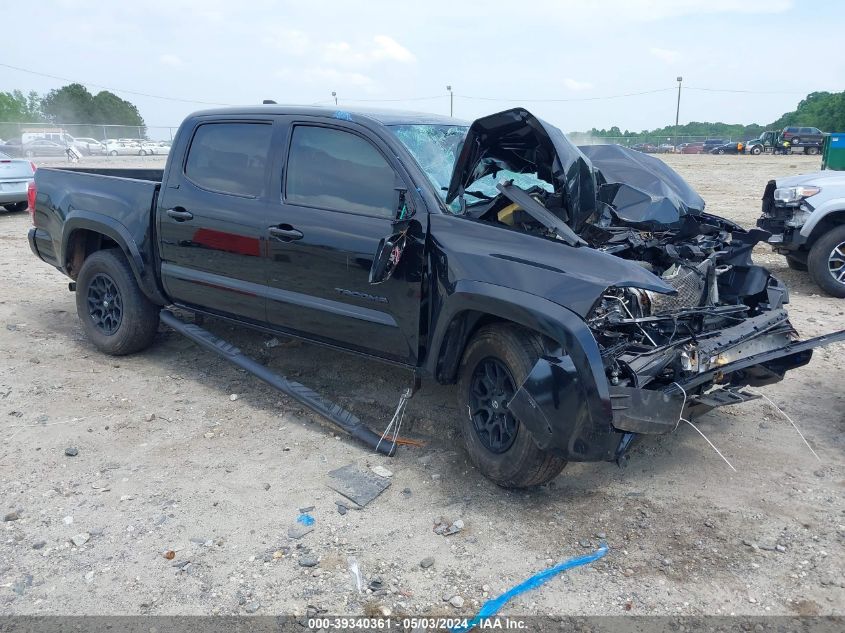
433, 517, 464, 536
327, 463, 391, 507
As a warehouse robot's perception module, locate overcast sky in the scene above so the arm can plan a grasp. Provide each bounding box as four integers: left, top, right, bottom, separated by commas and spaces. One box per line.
3, 0, 842, 135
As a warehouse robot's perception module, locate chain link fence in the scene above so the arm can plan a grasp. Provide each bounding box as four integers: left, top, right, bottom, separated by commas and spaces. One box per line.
0, 121, 178, 143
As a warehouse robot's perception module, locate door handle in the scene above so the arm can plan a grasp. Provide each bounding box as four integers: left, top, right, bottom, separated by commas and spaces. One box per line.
166, 208, 193, 221
268, 225, 303, 241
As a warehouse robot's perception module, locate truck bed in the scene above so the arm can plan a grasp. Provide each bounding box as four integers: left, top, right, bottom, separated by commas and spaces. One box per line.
49, 166, 165, 182
29, 167, 161, 275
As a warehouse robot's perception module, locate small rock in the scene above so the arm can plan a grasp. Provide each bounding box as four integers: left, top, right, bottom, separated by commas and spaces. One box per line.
442, 591, 454, 602
813, 469, 825, 478
482, 584, 490, 593
4, 511, 20, 522
32, 540, 47, 550
243, 601, 261, 613
299, 556, 319, 567
449, 595, 465, 608
748, 596, 757, 604
145, 413, 156, 422
64, 447, 79, 457
71, 533, 90, 547
337, 504, 348, 516
298, 506, 315, 513
371, 465, 393, 478
578, 539, 592, 548
596, 531, 607, 539
401, 487, 412, 497
63, 516, 73, 525
229, 394, 239, 401
775, 544, 786, 553
288, 524, 314, 539
420, 556, 435, 569
453, 519, 464, 530
84, 570, 95, 583
263, 483, 271, 491
703, 519, 715, 528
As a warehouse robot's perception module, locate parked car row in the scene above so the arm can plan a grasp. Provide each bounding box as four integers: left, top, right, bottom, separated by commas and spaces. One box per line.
0, 136, 172, 157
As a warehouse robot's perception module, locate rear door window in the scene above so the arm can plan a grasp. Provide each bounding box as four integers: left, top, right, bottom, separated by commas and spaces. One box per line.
185, 122, 273, 197
285, 125, 396, 219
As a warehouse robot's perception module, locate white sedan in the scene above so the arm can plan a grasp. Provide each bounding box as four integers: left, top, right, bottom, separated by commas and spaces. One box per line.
105, 141, 144, 156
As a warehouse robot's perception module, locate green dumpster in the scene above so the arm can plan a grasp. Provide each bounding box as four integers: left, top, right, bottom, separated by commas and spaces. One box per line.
822, 133, 845, 170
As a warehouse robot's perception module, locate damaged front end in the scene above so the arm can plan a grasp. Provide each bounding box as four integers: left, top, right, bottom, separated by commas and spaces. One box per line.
443, 108, 845, 463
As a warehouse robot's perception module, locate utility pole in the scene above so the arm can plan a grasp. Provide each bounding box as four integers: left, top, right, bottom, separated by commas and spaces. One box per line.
332, 91, 337, 105
446, 85, 453, 117
674, 76, 683, 149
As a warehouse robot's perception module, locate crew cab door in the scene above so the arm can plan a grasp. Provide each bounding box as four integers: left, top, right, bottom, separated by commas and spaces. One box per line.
264, 118, 425, 364
157, 118, 276, 322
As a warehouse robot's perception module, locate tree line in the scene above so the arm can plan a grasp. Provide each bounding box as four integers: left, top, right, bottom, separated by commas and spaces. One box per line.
573, 90, 845, 144
0, 83, 145, 141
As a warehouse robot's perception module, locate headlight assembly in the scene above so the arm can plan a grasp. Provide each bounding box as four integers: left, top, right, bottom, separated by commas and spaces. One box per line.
774, 185, 821, 204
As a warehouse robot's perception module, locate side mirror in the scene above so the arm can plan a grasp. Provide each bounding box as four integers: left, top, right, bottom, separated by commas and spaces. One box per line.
369, 232, 408, 285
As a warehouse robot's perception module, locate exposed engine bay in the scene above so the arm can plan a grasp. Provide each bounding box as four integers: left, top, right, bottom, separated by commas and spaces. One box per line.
445, 112, 803, 403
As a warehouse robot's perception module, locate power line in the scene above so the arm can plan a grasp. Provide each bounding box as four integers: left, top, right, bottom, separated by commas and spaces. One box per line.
0, 62, 234, 106
685, 86, 810, 95
456, 87, 676, 103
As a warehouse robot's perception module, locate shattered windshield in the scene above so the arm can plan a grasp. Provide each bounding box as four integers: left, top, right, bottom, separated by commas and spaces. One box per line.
390, 124, 551, 213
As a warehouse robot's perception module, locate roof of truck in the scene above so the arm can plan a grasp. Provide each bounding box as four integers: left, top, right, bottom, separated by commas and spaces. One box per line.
188, 105, 467, 127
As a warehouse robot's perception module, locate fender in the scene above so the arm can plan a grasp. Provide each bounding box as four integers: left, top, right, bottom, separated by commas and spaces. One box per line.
800, 201, 845, 239
62, 211, 167, 305
427, 279, 616, 458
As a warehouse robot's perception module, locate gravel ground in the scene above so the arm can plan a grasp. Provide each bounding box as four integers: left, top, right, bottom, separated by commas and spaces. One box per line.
1, 152, 843, 617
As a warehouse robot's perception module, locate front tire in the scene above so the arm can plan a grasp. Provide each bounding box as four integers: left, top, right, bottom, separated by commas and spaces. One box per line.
751, 146, 762, 155
109, 150, 118, 156
807, 225, 845, 298
457, 324, 567, 488
75, 249, 160, 355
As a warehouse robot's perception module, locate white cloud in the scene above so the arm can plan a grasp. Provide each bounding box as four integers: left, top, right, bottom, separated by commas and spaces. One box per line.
276, 66, 374, 88
650, 47, 680, 63
371, 35, 415, 63
158, 54, 183, 67
263, 27, 311, 56
563, 78, 593, 92
323, 35, 415, 68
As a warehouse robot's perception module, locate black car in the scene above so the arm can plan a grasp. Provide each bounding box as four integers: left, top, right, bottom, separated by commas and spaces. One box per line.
709, 141, 745, 155
27, 106, 845, 487
781, 126, 825, 145
702, 139, 727, 152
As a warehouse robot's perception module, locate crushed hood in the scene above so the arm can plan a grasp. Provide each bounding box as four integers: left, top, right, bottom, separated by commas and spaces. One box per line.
578, 144, 705, 227
446, 108, 708, 232
445, 108, 599, 231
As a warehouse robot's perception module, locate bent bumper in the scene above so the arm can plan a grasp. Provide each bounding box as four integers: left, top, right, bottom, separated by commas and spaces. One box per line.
509, 323, 845, 463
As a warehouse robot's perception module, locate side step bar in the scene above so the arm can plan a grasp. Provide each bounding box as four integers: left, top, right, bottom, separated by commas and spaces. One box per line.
159, 310, 395, 455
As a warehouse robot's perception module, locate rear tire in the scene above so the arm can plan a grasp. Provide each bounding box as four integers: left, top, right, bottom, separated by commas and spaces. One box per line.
457, 324, 567, 488
807, 225, 845, 298
75, 249, 160, 355
3, 202, 27, 212
109, 150, 118, 156
717, 149, 725, 155
806, 146, 819, 156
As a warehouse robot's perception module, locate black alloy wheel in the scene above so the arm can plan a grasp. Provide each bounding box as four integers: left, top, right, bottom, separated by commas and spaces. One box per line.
86, 272, 123, 335
468, 357, 518, 453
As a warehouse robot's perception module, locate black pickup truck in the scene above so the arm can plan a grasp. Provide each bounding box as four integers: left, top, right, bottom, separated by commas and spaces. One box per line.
28, 106, 845, 487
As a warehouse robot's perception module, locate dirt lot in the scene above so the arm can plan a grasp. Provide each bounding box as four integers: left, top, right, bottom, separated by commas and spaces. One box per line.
1, 153, 843, 618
